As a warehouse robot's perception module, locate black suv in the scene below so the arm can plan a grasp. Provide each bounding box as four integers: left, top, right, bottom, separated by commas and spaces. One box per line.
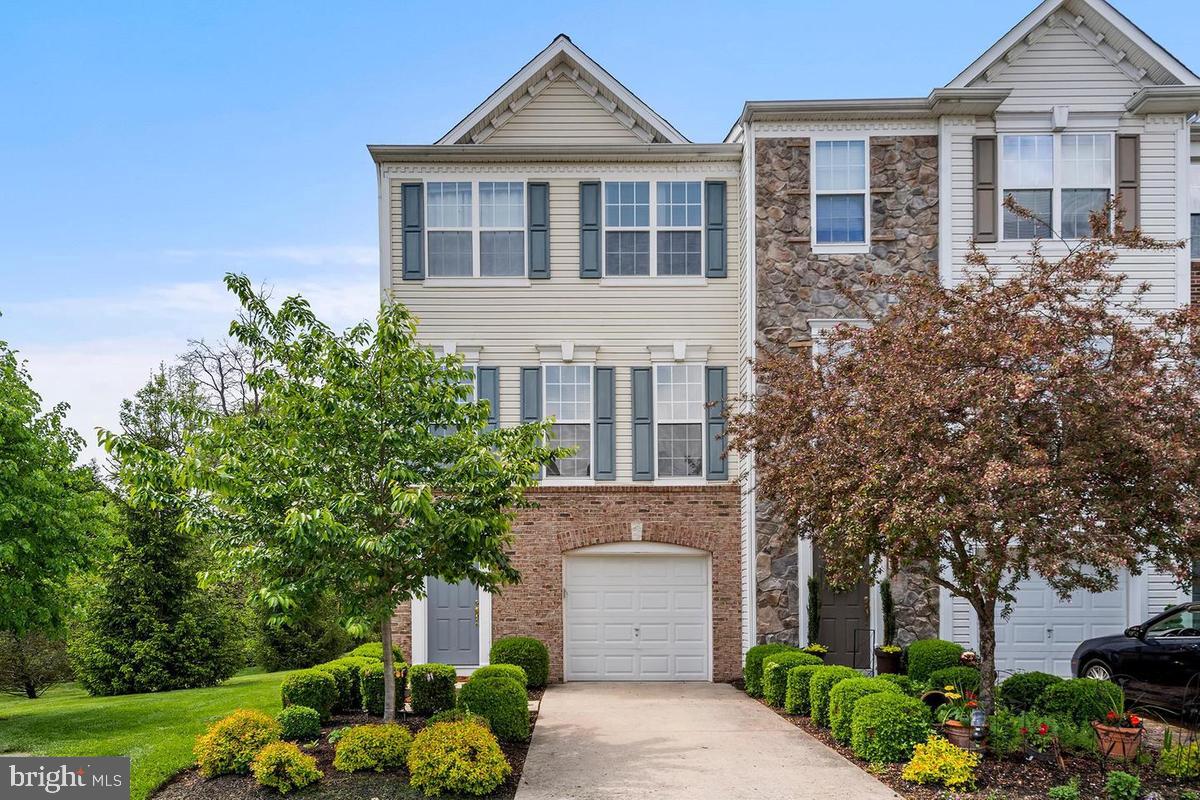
1071, 602, 1200, 713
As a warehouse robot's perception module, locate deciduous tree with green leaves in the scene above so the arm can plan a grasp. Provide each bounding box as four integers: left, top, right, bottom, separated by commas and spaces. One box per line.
729, 225, 1200, 712
104, 275, 558, 720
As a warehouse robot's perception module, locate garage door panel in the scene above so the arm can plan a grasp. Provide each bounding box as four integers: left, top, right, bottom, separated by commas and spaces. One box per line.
565, 554, 710, 681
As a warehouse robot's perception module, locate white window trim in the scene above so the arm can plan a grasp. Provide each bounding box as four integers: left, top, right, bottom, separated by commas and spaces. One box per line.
601, 179, 706, 279
425, 178, 529, 279
998, 132, 1116, 245
652, 361, 707, 484
811, 136, 871, 255
542, 362, 595, 485
808, 318, 869, 362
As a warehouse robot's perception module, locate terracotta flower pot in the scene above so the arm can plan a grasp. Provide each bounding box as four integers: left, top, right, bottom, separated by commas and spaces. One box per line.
1092, 721, 1143, 761
874, 649, 902, 674
943, 719, 973, 750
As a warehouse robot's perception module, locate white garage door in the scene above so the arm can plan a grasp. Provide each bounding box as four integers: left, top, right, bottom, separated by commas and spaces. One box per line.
994, 574, 1129, 677
564, 552, 710, 681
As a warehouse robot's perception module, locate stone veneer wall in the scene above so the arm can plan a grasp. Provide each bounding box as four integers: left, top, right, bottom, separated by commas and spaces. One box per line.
392, 484, 743, 682
753, 134, 941, 646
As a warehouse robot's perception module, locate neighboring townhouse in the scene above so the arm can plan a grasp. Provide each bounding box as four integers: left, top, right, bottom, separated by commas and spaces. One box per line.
733, 0, 1200, 676
371, 36, 745, 682
375, 0, 1200, 684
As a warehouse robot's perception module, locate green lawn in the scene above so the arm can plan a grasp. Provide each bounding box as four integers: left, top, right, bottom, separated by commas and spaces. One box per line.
0, 669, 290, 800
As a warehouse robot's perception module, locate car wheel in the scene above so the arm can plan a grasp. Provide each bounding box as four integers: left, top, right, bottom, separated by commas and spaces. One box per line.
1082, 659, 1113, 681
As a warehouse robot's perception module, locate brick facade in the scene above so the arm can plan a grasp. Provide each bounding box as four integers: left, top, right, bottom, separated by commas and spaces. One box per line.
391, 484, 743, 682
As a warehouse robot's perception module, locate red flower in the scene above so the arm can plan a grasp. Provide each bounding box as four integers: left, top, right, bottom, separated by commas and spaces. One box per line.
966, 701, 978, 709
1038, 723, 1049, 736
1129, 715, 1142, 727
1107, 711, 1118, 721
1020, 727, 1029, 735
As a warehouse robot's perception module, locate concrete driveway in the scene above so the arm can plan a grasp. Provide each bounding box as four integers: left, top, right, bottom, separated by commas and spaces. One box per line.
515, 682, 901, 800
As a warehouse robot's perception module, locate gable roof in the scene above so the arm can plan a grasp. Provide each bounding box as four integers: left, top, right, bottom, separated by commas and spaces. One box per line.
947, 0, 1199, 89
437, 34, 689, 146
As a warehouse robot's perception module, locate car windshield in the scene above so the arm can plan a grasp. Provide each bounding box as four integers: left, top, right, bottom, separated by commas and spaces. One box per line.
1146, 606, 1200, 637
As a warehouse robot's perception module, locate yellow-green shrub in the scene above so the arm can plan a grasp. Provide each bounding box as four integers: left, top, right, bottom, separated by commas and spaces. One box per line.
251, 741, 322, 794
407, 721, 510, 797
829, 677, 900, 744
194, 709, 282, 777
901, 734, 979, 790
332, 724, 413, 772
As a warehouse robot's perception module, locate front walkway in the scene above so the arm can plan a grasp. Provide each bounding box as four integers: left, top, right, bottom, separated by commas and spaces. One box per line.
515, 682, 900, 800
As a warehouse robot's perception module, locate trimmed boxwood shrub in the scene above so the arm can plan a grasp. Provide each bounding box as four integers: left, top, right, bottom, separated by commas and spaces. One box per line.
809, 665, 859, 727
488, 637, 549, 690
762, 652, 823, 708
742, 643, 795, 698
997, 671, 1063, 713
346, 642, 405, 662
469, 664, 527, 688
457, 675, 530, 742
785, 664, 823, 715
929, 666, 981, 694
905, 639, 964, 683
428, 708, 491, 730
251, 741, 322, 794
194, 709, 282, 777
409, 663, 458, 717
1034, 678, 1122, 726
407, 720, 510, 797
876, 673, 917, 696
333, 656, 376, 710
280, 669, 337, 721
277, 705, 321, 742
830, 677, 902, 744
361, 661, 409, 716
850, 692, 932, 763
332, 723, 413, 772
313, 660, 355, 712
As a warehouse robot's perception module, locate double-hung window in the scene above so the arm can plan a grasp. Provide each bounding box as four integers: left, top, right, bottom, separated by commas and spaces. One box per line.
813, 140, 868, 247
655, 363, 704, 478
1001, 133, 1114, 241
545, 365, 592, 478
480, 181, 524, 276
426, 182, 473, 276
1191, 213, 1199, 262
656, 182, 702, 275
605, 181, 650, 276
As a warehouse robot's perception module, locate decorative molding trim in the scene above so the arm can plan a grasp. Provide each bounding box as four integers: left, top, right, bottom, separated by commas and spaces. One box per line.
753, 120, 937, 136
646, 343, 710, 363
381, 162, 739, 178
537, 342, 598, 363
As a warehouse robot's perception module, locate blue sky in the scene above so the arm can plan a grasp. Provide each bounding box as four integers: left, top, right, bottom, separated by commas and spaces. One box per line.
2, 0, 1198, 461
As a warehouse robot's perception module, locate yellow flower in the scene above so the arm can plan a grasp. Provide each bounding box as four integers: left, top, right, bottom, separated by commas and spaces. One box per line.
943, 685, 955, 692
945, 691, 961, 700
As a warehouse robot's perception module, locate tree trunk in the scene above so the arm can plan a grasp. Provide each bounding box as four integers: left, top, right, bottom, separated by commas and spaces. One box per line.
974, 597, 998, 714
381, 619, 396, 723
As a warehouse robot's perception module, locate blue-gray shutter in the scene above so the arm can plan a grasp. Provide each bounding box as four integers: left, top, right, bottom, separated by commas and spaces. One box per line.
1116, 135, 1140, 231
594, 367, 615, 481
477, 367, 499, 430
705, 366, 728, 481
520, 367, 541, 424
704, 180, 727, 278
528, 182, 550, 279
580, 181, 601, 279
631, 367, 654, 481
401, 182, 424, 281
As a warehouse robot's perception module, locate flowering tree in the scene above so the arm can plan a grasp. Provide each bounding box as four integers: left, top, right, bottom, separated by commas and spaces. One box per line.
729, 224, 1200, 710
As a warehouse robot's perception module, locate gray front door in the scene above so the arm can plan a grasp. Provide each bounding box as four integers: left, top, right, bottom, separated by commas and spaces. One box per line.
427, 577, 480, 665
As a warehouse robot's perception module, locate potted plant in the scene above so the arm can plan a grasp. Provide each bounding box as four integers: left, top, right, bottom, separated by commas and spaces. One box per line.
802, 643, 828, 661
935, 684, 979, 750
1092, 702, 1144, 761
1021, 718, 1065, 768
874, 580, 902, 674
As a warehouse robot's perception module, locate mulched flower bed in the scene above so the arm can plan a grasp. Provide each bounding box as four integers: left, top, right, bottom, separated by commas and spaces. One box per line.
766, 701, 1199, 800
154, 707, 536, 800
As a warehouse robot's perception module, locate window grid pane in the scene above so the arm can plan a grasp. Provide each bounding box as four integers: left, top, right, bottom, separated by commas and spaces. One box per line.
1061, 134, 1112, 188
1062, 189, 1110, 239
547, 423, 592, 478
657, 423, 703, 478
605, 181, 650, 227
656, 231, 701, 276
657, 181, 702, 228
814, 140, 866, 191
1192, 214, 1200, 261
655, 364, 704, 422
427, 231, 472, 276
545, 365, 592, 422
815, 195, 866, 244
1002, 135, 1054, 188
480, 231, 525, 276
605, 231, 650, 276
426, 182, 472, 228
1003, 189, 1052, 240
480, 181, 524, 228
